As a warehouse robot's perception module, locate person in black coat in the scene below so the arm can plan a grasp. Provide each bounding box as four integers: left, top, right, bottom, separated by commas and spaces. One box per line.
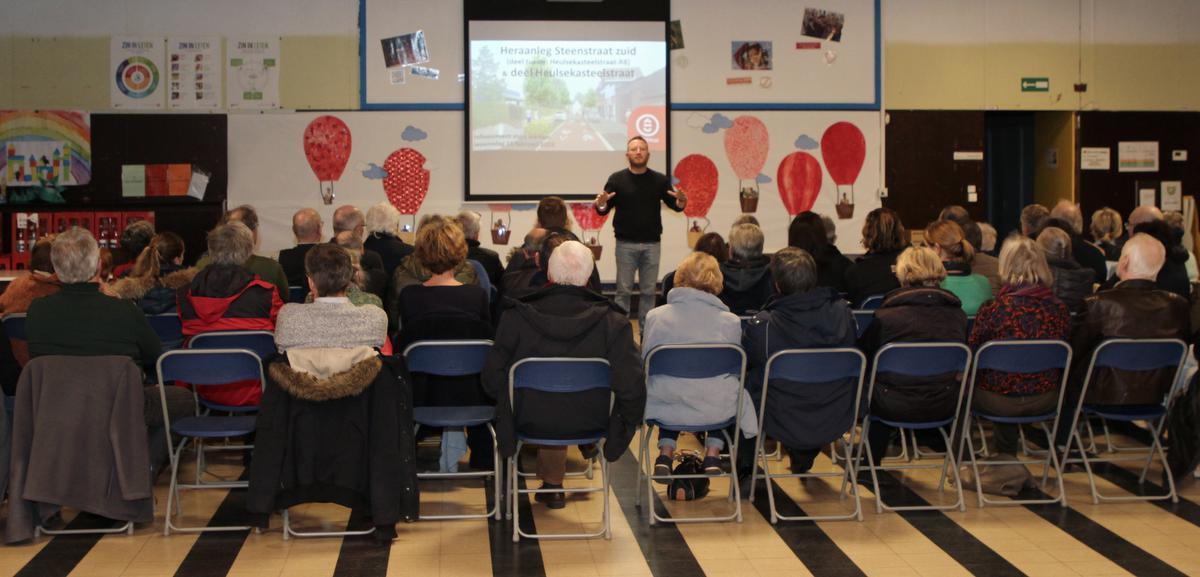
788, 212, 851, 293
364, 201, 415, 280
457, 211, 503, 291
1043, 206, 1108, 285
720, 224, 775, 315
1036, 226, 1094, 312
742, 247, 857, 474
1133, 219, 1191, 300
279, 208, 324, 301
332, 204, 388, 298
858, 246, 968, 464
844, 207, 907, 306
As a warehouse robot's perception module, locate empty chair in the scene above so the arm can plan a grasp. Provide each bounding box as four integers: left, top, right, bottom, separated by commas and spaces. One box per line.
859, 294, 885, 310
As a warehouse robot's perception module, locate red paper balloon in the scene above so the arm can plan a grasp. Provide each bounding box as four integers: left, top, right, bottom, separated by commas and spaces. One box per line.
382, 148, 430, 215
571, 202, 609, 231
303, 115, 352, 182
673, 154, 718, 218
723, 116, 769, 180
821, 122, 866, 186
777, 152, 823, 216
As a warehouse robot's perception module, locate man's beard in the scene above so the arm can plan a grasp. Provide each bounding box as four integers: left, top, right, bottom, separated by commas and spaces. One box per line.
628, 157, 648, 169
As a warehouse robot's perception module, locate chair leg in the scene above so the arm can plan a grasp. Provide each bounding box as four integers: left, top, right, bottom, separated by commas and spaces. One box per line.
492, 425, 503, 521
1072, 429, 1101, 505
636, 425, 648, 510
602, 455, 612, 540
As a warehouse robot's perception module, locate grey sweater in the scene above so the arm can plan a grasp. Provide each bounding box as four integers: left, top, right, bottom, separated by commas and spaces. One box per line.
275, 299, 388, 351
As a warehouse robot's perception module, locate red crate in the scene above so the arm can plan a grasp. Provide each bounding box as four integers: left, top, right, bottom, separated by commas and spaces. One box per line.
93, 212, 123, 251
11, 212, 47, 269
121, 211, 156, 231
0, 254, 12, 271
52, 212, 95, 235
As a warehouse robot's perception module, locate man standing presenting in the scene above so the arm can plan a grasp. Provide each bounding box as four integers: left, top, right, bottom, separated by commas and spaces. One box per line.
594, 136, 687, 327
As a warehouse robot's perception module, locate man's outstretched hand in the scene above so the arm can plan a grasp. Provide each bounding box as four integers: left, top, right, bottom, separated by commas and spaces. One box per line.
595, 191, 616, 209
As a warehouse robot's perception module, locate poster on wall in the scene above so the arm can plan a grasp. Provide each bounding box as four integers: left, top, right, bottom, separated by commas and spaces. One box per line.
226, 37, 280, 109
1161, 181, 1183, 212
0, 111, 92, 187
111, 37, 165, 109
1118, 141, 1159, 173
167, 37, 221, 110
1080, 147, 1110, 170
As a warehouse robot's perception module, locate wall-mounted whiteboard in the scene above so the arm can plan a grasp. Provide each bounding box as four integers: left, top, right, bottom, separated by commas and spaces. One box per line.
670, 0, 879, 108
360, 0, 465, 108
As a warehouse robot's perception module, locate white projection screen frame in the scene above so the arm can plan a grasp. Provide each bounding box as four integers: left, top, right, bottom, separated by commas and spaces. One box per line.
466, 19, 668, 201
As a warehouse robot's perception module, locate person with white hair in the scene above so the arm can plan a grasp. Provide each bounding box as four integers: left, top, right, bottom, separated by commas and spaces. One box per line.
333, 204, 388, 298
1060, 232, 1191, 448
364, 201, 413, 278
456, 210, 503, 289
1048, 200, 1108, 282
482, 240, 645, 509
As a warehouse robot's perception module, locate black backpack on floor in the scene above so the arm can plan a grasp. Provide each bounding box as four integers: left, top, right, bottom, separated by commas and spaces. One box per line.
668, 452, 711, 501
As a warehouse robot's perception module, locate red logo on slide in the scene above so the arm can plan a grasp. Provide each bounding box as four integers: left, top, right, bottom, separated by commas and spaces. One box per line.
628, 106, 666, 150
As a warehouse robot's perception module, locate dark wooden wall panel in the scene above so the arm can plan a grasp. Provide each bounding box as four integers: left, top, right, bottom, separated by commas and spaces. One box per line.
884, 111, 986, 231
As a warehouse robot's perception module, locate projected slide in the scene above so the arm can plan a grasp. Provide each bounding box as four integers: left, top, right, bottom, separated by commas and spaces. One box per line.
468, 20, 667, 200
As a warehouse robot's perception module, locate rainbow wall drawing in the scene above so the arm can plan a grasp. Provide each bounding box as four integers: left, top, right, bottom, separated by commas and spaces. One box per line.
0, 111, 91, 186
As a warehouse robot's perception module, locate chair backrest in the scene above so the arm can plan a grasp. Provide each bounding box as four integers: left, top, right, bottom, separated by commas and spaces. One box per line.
288, 285, 306, 303
1089, 338, 1187, 373
3, 313, 27, 341
509, 357, 610, 397
968, 340, 1072, 414
761, 347, 867, 440
852, 310, 874, 339
859, 295, 885, 310
157, 348, 265, 387
645, 344, 745, 381
403, 339, 493, 376
188, 330, 276, 359
467, 259, 491, 301
873, 342, 971, 378
146, 313, 183, 345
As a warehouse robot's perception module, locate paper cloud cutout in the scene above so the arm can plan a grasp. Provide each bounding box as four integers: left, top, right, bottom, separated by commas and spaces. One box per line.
361, 163, 388, 180
401, 125, 428, 142
794, 135, 819, 150
702, 113, 734, 134
756, 173, 772, 184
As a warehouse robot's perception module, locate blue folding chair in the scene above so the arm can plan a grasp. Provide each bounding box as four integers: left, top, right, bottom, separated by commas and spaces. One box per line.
288, 285, 306, 304
858, 295, 885, 310
852, 310, 874, 339
959, 340, 1072, 507
507, 358, 612, 542
750, 348, 867, 523
147, 313, 184, 352
187, 331, 275, 412
3, 312, 27, 341
403, 339, 500, 521
467, 259, 492, 303
637, 344, 746, 525
1062, 338, 1188, 504
157, 349, 263, 535
857, 342, 972, 513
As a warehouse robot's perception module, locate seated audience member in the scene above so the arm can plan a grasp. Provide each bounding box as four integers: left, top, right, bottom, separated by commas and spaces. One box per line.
858, 246, 968, 464
112, 219, 155, 277
397, 216, 494, 471
279, 208, 324, 300
109, 232, 195, 314
386, 215, 479, 332
1049, 200, 1108, 282
180, 221, 283, 407
482, 240, 644, 509
1118, 205, 1164, 253
333, 204, 387, 297
25, 228, 192, 438
844, 207, 906, 305
644, 253, 750, 476
1090, 207, 1123, 261
1058, 233, 1190, 445
821, 214, 839, 245
969, 235, 1069, 458
720, 224, 774, 315
743, 247, 857, 474
788, 211, 851, 293
925, 220, 992, 315
1036, 226, 1094, 312
1163, 211, 1198, 283
732, 214, 759, 227
458, 210, 503, 290
938, 205, 1000, 292
1021, 204, 1050, 237
197, 205, 290, 302
1, 235, 61, 372
274, 243, 388, 353
506, 197, 577, 274
979, 222, 998, 255
364, 201, 414, 279
658, 232, 727, 306
501, 228, 548, 301
332, 232, 385, 308
1131, 218, 1191, 300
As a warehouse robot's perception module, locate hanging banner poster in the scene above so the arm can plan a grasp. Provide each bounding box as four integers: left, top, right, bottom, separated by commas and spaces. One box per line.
167, 37, 221, 110
111, 36, 165, 109
227, 37, 280, 110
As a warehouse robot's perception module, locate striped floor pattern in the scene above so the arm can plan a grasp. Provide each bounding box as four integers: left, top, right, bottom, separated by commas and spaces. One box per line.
2, 429, 1199, 577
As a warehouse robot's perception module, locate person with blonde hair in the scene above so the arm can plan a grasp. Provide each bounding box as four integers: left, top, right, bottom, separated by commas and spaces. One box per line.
858, 245, 968, 465
968, 235, 1069, 456
925, 219, 991, 314
1090, 207, 1122, 261
1036, 226, 1094, 312
108, 232, 196, 315
643, 252, 747, 476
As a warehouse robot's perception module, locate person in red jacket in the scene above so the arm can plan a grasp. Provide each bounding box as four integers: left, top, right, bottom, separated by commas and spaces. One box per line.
178, 221, 282, 407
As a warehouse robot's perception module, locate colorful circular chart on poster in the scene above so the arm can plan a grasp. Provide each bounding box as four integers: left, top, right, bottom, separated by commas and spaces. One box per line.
115, 57, 160, 99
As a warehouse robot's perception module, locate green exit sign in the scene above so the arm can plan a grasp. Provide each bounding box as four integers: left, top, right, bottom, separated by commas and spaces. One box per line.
1022, 77, 1050, 92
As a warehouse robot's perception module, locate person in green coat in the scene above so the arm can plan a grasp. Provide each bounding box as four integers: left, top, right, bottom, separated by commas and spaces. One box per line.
925, 219, 992, 315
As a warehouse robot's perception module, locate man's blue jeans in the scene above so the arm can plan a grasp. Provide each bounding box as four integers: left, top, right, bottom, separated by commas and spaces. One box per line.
614, 240, 661, 328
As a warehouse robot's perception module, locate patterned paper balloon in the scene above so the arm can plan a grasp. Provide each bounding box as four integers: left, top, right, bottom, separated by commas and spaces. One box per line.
571, 202, 609, 231
723, 116, 769, 180
673, 154, 719, 218
777, 152, 823, 216
382, 148, 430, 215
302, 115, 352, 181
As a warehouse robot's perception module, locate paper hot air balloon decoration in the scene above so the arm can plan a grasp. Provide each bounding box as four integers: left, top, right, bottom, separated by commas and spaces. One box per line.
777, 151, 823, 216
571, 202, 609, 261
382, 147, 430, 243
673, 154, 719, 248
489, 203, 512, 245
303, 115, 352, 205
723, 116, 769, 212
821, 122, 866, 219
